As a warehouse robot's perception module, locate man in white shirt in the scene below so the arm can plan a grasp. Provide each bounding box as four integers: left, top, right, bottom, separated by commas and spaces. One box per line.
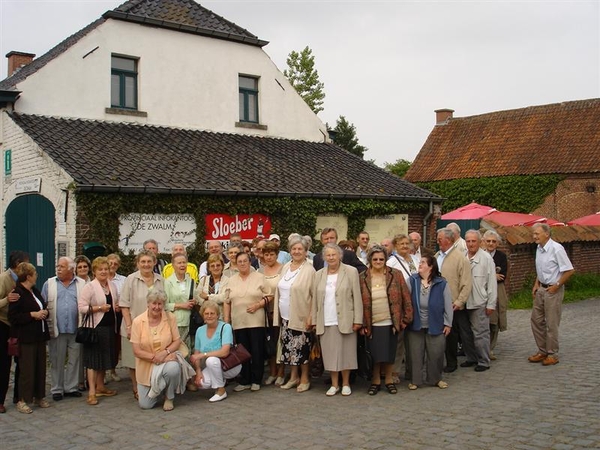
529, 223, 574, 366
355, 231, 370, 264
199, 240, 225, 277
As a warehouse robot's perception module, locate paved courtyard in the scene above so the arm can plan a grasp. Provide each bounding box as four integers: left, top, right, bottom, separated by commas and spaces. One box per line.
2, 298, 600, 450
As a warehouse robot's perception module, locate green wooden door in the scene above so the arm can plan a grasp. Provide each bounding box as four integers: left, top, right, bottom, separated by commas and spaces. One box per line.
5, 194, 55, 290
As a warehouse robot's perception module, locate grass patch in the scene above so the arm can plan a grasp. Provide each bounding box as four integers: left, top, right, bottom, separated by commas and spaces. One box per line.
509, 273, 600, 309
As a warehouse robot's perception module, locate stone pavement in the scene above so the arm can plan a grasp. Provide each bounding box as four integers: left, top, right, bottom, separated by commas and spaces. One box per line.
2, 298, 600, 450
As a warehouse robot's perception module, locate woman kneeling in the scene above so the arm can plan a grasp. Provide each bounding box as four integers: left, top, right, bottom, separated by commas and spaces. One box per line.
191, 301, 241, 402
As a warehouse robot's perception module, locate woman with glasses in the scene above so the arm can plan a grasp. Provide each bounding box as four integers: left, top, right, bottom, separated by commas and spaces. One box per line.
359, 246, 413, 396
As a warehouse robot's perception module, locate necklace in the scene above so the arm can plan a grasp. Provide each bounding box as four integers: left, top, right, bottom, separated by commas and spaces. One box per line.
371, 273, 385, 288
149, 325, 159, 335
283, 263, 304, 282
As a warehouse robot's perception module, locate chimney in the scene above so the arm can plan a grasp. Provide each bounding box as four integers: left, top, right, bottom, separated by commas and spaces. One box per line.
6, 51, 36, 76
435, 108, 454, 125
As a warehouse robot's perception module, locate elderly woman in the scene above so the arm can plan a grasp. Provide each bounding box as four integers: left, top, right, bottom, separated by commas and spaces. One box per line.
75, 255, 92, 283
78, 257, 119, 405
164, 252, 196, 347
8, 263, 50, 413
274, 236, 315, 393
313, 243, 362, 396
259, 241, 284, 385
224, 252, 270, 392
130, 291, 188, 411
406, 255, 453, 390
105, 253, 126, 384
191, 300, 242, 402
119, 249, 164, 400
360, 245, 413, 395
196, 254, 229, 319
387, 233, 419, 384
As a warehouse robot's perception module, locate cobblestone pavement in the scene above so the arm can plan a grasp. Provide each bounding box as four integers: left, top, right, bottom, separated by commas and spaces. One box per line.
2, 298, 600, 450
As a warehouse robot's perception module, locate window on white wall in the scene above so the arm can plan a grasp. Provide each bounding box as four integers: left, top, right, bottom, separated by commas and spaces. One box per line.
239, 75, 259, 123
111, 56, 138, 109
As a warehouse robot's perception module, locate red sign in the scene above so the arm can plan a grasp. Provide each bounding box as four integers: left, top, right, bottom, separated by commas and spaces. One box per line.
205, 214, 272, 241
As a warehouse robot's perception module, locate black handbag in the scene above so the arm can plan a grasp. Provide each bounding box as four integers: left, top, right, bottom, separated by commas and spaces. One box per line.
75, 305, 98, 345
263, 302, 277, 359
188, 280, 204, 337
357, 334, 373, 380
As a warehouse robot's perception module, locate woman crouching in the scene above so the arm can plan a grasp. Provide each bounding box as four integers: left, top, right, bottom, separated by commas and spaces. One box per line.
130, 290, 192, 411
191, 300, 241, 402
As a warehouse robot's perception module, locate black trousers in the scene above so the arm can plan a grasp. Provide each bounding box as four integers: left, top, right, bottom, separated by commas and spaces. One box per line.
18, 340, 46, 403
445, 308, 476, 369
234, 327, 265, 385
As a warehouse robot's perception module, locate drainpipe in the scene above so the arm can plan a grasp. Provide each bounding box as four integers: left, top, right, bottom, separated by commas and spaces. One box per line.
422, 201, 434, 246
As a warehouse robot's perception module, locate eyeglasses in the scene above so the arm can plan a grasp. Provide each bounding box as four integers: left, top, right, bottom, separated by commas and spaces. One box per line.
485, 240, 497, 243
371, 258, 386, 262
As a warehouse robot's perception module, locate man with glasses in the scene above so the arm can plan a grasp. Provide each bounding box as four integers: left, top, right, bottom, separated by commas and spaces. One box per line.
483, 230, 508, 359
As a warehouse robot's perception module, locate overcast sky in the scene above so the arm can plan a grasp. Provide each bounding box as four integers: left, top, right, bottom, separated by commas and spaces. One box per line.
1, 0, 598, 166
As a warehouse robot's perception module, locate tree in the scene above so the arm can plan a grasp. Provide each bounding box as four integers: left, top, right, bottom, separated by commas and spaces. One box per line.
384, 158, 412, 178
284, 46, 326, 114
332, 115, 368, 158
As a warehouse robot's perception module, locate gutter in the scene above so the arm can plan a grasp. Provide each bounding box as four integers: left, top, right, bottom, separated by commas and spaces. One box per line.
422, 200, 434, 246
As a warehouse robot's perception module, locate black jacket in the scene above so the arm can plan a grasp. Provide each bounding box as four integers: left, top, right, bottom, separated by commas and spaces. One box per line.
313, 249, 367, 273
8, 283, 50, 344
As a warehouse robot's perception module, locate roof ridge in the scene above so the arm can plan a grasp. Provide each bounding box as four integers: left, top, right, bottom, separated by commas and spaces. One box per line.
0, 18, 105, 90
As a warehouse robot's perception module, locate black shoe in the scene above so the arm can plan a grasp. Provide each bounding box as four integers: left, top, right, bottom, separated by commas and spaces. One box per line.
474, 365, 490, 372
460, 361, 477, 368
443, 366, 457, 373
52, 393, 64, 401
64, 391, 82, 398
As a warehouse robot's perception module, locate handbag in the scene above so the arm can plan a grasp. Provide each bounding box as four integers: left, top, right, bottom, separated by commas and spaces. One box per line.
189, 280, 204, 337
309, 332, 324, 378
219, 323, 251, 371
75, 305, 98, 345
7, 337, 19, 357
263, 302, 277, 359
357, 334, 373, 380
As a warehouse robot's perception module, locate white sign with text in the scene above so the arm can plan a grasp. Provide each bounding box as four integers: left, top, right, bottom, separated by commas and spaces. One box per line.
119, 213, 196, 254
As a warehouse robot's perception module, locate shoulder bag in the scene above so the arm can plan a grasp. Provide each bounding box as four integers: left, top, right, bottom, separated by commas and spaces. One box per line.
75, 305, 98, 345
263, 301, 277, 359
219, 323, 251, 371
188, 280, 204, 337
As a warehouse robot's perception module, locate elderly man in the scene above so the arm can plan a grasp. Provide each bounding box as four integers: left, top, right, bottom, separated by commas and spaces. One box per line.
42, 257, 87, 401
529, 223, 574, 366
436, 228, 474, 373
380, 237, 394, 259
465, 230, 497, 372
0, 251, 29, 412
483, 230, 508, 359
269, 234, 291, 264
143, 239, 167, 275
355, 231, 370, 264
161, 244, 199, 282
447, 223, 467, 255
199, 240, 225, 277
409, 232, 434, 260
313, 228, 367, 273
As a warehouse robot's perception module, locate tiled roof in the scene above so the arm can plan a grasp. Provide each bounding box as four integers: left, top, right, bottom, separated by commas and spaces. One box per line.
404, 99, 600, 183
0, 0, 266, 91
105, 0, 267, 46
10, 113, 440, 202
0, 19, 105, 91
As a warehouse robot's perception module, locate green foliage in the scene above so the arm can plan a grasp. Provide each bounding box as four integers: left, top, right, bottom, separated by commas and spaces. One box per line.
384, 159, 412, 178
76, 193, 427, 273
417, 175, 564, 213
333, 116, 368, 158
283, 46, 326, 114
509, 273, 600, 309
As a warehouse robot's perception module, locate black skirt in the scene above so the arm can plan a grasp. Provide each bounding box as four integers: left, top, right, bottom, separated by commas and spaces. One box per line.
83, 326, 116, 371
368, 325, 397, 364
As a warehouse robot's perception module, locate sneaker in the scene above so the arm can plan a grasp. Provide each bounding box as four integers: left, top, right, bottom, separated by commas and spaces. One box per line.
209, 391, 228, 403
233, 384, 251, 392
326, 386, 339, 396
341, 386, 352, 396
250, 384, 261, 391
16, 401, 32, 414
264, 376, 277, 385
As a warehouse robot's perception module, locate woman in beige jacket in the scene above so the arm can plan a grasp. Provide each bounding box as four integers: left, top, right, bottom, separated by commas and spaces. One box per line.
274, 236, 315, 393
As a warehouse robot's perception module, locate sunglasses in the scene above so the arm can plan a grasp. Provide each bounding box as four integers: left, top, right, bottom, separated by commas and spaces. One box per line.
371, 258, 386, 262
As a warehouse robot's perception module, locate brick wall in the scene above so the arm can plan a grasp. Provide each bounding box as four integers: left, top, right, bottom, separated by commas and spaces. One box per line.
535, 175, 600, 223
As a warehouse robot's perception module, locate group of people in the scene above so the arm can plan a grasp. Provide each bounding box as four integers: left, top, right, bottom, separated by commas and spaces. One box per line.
0, 221, 573, 413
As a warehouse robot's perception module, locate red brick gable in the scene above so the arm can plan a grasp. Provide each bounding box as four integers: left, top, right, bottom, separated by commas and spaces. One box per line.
405, 98, 600, 182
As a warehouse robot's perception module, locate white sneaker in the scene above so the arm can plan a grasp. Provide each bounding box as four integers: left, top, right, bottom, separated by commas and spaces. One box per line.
264, 376, 277, 385
233, 384, 251, 392
341, 386, 352, 396
326, 386, 339, 396
209, 391, 228, 402
250, 384, 261, 391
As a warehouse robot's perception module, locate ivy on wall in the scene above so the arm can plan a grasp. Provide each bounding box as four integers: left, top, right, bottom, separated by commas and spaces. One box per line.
417, 175, 564, 213
76, 192, 429, 273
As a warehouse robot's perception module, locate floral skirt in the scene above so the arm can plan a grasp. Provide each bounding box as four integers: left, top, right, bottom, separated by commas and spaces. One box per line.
279, 319, 311, 366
